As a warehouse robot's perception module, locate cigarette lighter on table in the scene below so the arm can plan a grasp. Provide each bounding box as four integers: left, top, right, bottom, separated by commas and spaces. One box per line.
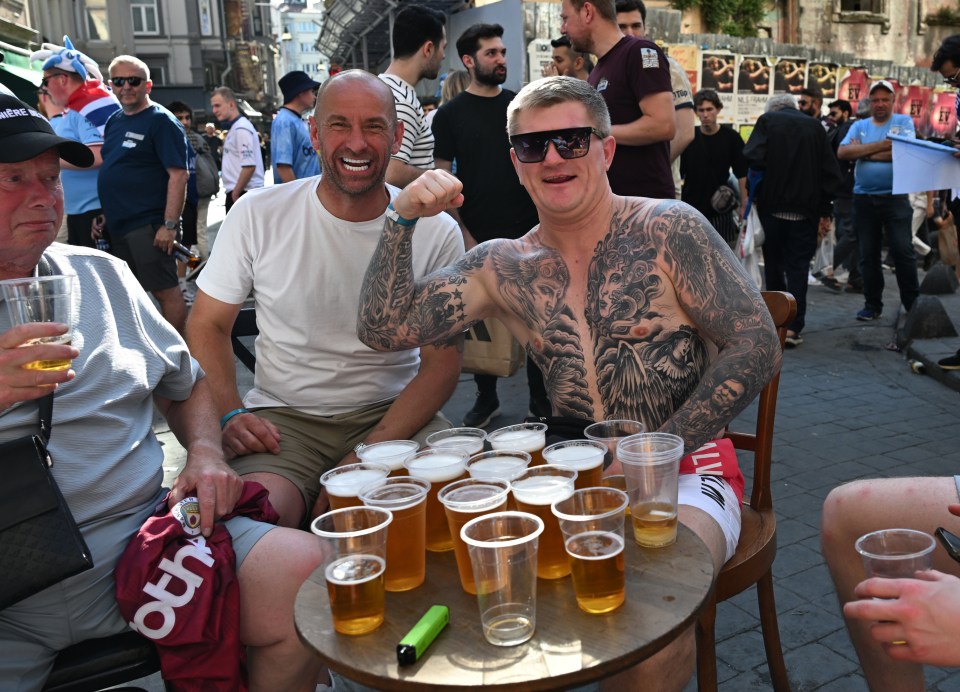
397, 605, 449, 665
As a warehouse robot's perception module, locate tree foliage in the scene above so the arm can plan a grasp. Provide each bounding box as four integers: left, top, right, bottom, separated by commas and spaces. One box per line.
671, 0, 767, 37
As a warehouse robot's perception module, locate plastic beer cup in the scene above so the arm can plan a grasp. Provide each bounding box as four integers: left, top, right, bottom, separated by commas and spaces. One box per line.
356, 440, 419, 476
461, 511, 544, 646
0, 275, 76, 371
552, 487, 629, 613
584, 420, 645, 475
438, 478, 510, 594
855, 529, 936, 579
617, 433, 683, 548
311, 506, 392, 635
510, 464, 577, 579
403, 448, 468, 551
360, 477, 430, 592
543, 440, 607, 490
320, 462, 390, 510
487, 423, 547, 466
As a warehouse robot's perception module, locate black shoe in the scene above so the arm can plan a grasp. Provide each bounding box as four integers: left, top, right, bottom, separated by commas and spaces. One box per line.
463, 392, 501, 428
845, 281, 863, 294
939, 351, 960, 371
820, 276, 842, 292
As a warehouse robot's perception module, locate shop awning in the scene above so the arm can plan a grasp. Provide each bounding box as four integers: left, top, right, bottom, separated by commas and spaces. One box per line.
0, 50, 42, 106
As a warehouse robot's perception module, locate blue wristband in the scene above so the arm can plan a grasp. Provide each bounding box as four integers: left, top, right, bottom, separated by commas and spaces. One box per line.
220, 407, 250, 429
386, 203, 418, 227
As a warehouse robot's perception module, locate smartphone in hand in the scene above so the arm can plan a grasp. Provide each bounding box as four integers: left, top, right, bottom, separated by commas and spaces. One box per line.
935, 527, 960, 564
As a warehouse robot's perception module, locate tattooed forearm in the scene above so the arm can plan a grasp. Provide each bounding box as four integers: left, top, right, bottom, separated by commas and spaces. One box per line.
358, 218, 487, 351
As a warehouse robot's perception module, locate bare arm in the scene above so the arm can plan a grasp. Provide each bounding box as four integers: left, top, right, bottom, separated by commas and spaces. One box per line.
669, 107, 695, 162
358, 170, 501, 351
609, 91, 676, 147
155, 377, 243, 536
654, 202, 781, 451
155, 167, 188, 253
274, 163, 296, 184
185, 291, 281, 459
61, 143, 103, 170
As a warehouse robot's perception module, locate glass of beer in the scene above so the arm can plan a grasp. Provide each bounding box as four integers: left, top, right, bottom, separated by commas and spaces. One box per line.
461, 511, 544, 647
584, 420, 645, 475
356, 439, 419, 476
403, 448, 468, 552
509, 464, 577, 579
320, 462, 390, 510
617, 433, 684, 548
0, 275, 76, 371
310, 506, 393, 635
438, 478, 510, 594
487, 423, 547, 466
543, 440, 607, 490
552, 487, 629, 613
426, 427, 487, 455
360, 476, 430, 592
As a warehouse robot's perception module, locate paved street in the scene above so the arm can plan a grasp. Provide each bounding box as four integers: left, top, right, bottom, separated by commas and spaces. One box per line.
144, 199, 960, 690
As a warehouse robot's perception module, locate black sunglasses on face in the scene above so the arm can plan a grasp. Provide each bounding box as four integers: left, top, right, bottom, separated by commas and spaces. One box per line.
110, 76, 144, 87
40, 74, 66, 88
509, 126, 605, 163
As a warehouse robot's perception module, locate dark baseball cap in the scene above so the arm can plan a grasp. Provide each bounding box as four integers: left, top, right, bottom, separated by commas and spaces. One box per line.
279, 70, 321, 104
0, 93, 94, 166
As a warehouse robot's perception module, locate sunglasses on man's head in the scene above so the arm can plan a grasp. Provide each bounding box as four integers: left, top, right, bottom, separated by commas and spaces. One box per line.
110, 76, 144, 87
509, 126, 605, 163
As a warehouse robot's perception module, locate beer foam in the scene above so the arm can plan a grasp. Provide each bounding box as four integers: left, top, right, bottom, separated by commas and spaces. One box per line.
406, 453, 465, 482
324, 468, 387, 497
511, 477, 574, 505
468, 457, 529, 480
565, 531, 625, 560
358, 442, 417, 469
543, 445, 604, 470
441, 483, 505, 509
429, 435, 484, 454
489, 430, 545, 453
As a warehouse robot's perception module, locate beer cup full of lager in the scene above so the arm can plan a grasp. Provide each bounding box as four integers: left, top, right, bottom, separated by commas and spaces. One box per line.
311, 506, 393, 635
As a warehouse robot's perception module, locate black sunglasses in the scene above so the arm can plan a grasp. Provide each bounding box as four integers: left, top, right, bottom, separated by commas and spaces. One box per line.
110, 76, 145, 87
509, 126, 605, 163
40, 74, 67, 88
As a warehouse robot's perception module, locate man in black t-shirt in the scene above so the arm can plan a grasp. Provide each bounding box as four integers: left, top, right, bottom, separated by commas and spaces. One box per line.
432, 23, 547, 427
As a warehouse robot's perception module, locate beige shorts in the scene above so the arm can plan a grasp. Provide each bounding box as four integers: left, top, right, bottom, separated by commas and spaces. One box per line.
229, 399, 452, 509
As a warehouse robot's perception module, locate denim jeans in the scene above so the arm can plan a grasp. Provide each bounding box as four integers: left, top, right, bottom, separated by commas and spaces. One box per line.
832, 196, 860, 283
759, 213, 818, 334
853, 194, 918, 313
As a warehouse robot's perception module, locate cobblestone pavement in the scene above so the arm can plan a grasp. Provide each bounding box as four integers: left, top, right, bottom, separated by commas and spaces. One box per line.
147, 229, 960, 690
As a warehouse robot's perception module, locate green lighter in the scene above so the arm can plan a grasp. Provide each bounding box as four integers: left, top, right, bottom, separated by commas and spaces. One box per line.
396, 605, 449, 665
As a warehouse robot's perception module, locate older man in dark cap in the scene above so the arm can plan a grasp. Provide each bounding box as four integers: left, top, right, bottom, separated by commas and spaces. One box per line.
0, 92, 324, 690
272, 70, 321, 183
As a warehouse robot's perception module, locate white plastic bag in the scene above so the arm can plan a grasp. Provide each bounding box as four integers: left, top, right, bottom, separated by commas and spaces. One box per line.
738, 207, 764, 289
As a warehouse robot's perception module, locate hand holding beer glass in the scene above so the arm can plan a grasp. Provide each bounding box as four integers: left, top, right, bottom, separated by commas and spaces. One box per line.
1, 275, 77, 371
311, 506, 393, 635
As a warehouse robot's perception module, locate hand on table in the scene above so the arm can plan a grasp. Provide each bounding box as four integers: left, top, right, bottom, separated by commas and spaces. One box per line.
843, 570, 960, 666
0, 323, 77, 412
221, 411, 281, 460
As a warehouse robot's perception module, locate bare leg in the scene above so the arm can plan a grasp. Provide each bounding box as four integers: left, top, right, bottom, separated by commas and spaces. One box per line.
242, 471, 307, 529
600, 506, 726, 692
239, 526, 324, 692
153, 285, 188, 335
822, 477, 960, 691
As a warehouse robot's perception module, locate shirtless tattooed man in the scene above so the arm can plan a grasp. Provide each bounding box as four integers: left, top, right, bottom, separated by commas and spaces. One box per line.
358, 77, 781, 690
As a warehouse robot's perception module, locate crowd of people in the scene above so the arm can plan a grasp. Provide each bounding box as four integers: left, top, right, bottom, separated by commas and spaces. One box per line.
2, 2, 960, 690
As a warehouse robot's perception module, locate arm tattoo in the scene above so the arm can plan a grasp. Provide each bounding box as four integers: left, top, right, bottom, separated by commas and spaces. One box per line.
358, 217, 486, 350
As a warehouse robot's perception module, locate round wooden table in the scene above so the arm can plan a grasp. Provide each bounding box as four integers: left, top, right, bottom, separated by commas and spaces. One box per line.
295, 524, 714, 691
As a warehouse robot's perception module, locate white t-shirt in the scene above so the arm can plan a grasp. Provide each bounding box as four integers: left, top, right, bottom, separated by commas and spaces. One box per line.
221, 115, 265, 192
198, 177, 464, 415
378, 74, 435, 170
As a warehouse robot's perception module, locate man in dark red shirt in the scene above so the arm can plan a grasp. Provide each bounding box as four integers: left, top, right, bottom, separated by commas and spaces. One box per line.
561, 0, 675, 198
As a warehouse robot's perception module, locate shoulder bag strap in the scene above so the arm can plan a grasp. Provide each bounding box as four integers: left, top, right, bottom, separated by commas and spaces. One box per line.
35, 253, 55, 443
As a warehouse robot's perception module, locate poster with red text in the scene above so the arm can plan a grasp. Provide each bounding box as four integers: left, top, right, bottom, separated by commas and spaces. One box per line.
896, 85, 933, 137
927, 90, 958, 139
